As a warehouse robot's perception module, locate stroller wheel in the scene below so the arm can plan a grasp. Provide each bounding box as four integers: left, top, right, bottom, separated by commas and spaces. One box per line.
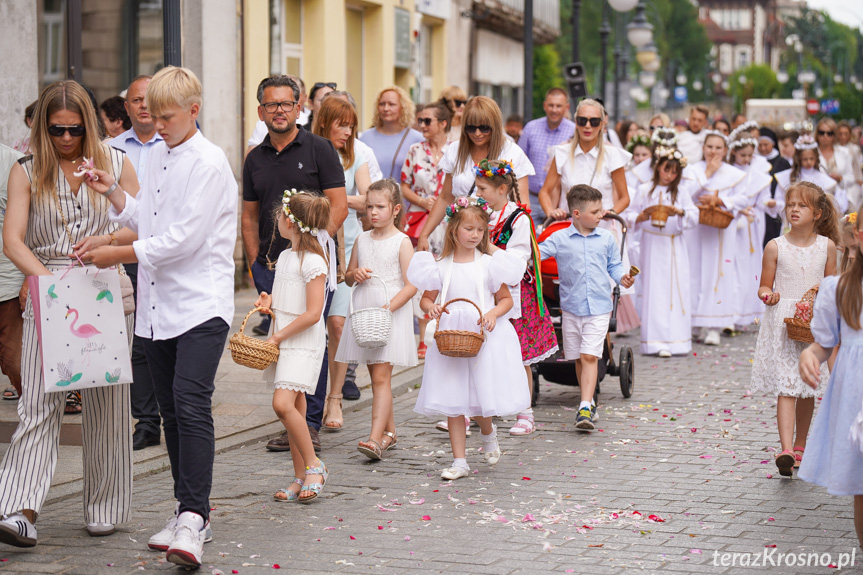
619, 345, 634, 398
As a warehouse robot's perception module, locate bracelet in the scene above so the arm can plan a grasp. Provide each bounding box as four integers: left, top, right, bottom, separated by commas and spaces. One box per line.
105, 181, 119, 197
109, 232, 118, 246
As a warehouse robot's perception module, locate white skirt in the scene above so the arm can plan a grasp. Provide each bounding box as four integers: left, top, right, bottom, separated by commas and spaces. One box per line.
335, 282, 418, 367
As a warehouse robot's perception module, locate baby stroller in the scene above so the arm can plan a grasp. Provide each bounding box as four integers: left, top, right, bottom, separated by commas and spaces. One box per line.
531, 212, 634, 406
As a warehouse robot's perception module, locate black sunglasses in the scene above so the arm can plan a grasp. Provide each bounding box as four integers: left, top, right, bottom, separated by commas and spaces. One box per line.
453, 99, 467, 107
312, 82, 337, 90
417, 117, 436, 126
817, 130, 834, 137
576, 116, 602, 128
48, 124, 86, 137
465, 124, 492, 134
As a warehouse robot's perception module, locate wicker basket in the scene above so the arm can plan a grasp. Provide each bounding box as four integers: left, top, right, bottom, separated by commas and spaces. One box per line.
643, 204, 676, 228
698, 189, 734, 229
349, 274, 393, 349
783, 287, 819, 344
228, 307, 280, 370
434, 298, 485, 358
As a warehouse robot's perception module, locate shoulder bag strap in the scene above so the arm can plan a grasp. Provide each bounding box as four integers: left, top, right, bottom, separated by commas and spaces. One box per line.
389, 128, 411, 179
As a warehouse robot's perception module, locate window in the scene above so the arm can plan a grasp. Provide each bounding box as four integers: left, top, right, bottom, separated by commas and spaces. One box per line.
282, 0, 302, 76
418, 23, 434, 104
719, 44, 733, 74
41, 0, 66, 85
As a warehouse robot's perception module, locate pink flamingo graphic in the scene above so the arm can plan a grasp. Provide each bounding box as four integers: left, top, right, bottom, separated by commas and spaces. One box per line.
65, 305, 101, 365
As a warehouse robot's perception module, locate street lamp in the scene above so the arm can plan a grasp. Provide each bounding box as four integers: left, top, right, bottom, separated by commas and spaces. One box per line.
676, 72, 687, 85
712, 72, 722, 85
815, 84, 824, 98
798, 67, 816, 86
692, 79, 703, 91
607, 0, 639, 11
626, 1, 653, 48
639, 70, 656, 88
636, 42, 659, 71
834, 73, 843, 84
776, 68, 789, 84
738, 73, 746, 85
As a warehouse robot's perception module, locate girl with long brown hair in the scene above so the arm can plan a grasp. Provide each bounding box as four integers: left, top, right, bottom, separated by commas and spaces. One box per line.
0, 80, 138, 546
751, 181, 838, 477
799, 208, 863, 548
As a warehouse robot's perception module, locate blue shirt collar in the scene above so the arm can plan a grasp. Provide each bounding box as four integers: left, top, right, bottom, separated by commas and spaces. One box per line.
568, 224, 600, 238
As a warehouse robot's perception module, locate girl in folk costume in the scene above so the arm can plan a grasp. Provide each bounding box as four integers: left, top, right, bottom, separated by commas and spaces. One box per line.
474, 159, 557, 436
774, 134, 843, 216
336, 180, 418, 460
408, 199, 528, 480
750, 182, 837, 476
628, 147, 699, 357
537, 97, 639, 333
688, 130, 748, 346
727, 134, 782, 329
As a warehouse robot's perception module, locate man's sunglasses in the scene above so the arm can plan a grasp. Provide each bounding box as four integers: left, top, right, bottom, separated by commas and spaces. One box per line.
576, 116, 602, 128
48, 125, 86, 137
417, 117, 437, 126
465, 124, 492, 134
817, 130, 834, 137
312, 82, 337, 90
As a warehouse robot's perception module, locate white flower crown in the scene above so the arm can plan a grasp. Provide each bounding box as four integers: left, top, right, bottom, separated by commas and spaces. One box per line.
729, 121, 759, 141
729, 137, 758, 151
703, 129, 728, 145
282, 188, 319, 235
651, 127, 678, 146
654, 145, 687, 167
794, 134, 818, 151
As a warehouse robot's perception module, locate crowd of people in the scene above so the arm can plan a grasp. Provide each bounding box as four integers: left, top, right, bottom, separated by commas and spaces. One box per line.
1, 69, 863, 567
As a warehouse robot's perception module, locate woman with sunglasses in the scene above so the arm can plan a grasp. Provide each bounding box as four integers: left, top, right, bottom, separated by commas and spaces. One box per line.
817, 118, 857, 213
359, 86, 424, 182
307, 81, 336, 129
440, 86, 468, 143
0, 80, 139, 547
416, 96, 534, 254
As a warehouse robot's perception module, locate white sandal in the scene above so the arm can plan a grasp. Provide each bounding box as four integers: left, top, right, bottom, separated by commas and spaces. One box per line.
434, 416, 471, 436
508, 413, 535, 436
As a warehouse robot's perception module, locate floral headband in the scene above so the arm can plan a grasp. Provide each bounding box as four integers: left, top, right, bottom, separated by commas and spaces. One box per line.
654, 145, 687, 168
626, 134, 652, 153
729, 137, 758, 151
444, 196, 492, 223
473, 158, 514, 178
794, 134, 818, 151
650, 127, 678, 146
282, 188, 319, 234
703, 129, 728, 145
729, 121, 759, 141
843, 212, 857, 224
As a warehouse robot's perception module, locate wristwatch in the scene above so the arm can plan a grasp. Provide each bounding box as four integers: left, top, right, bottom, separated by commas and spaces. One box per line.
105, 181, 119, 197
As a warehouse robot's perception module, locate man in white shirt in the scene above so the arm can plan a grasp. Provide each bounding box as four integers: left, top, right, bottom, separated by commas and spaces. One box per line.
108, 75, 164, 452
84, 66, 237, 569
676, 105, 710, 163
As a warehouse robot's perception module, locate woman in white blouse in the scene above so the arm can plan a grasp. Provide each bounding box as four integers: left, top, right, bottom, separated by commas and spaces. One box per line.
817, 117, 857, 213
416, 96, 535, 252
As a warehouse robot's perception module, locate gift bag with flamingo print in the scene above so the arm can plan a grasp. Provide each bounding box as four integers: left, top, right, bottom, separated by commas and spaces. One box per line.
28, 265, 133, 393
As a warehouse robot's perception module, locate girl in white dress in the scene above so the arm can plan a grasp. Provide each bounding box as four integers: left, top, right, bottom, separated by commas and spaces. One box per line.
750, 181, 836, 476
728, 135, 780, 328
408, 198, 528, 480
336, 180, 418, 460
537, 98, 639, 333
688, 131, 747, 345
775, 134, 843, 215
417, 96, 535, 254
629, 148, 699, 357
257, 191, 333, 503
624, 134, 653, 272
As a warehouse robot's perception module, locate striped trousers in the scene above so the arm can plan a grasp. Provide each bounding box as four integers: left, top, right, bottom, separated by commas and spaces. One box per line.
0, 292, 133, 524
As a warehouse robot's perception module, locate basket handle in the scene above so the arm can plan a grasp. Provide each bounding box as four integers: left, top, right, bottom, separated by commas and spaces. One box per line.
240, 307, 274, 335
435, 298, 485, 337
348, 274, 391, 316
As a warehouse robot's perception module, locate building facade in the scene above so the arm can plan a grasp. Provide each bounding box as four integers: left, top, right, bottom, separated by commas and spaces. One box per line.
698, 0, 785, 78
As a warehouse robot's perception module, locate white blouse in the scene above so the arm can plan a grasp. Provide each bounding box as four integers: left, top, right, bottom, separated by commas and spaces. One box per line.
554, 142, 631, 212
439, 139, 535, 198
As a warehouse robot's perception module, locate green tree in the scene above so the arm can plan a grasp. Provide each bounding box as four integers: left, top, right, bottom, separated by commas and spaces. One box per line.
532, 44, 565, 119
831, 83, 862, 122
730, 64, 781, 111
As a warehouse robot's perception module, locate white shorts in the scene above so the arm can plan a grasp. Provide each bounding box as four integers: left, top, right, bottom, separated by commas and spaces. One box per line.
561, 311, 610, 360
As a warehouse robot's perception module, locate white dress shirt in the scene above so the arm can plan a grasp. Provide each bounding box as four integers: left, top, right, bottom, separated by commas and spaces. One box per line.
107, 128, 164, 179
110, 131, 238, 340
677, 130, 706, 164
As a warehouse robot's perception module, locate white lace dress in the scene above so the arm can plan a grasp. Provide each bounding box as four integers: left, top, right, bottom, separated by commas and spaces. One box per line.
749, 235, 830, 397
263, 250, 328, 393
335, 231, 418, 367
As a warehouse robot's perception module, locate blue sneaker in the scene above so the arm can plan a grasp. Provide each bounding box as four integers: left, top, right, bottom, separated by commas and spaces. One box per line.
575, 407, 595, 430
590, 403, 599, 423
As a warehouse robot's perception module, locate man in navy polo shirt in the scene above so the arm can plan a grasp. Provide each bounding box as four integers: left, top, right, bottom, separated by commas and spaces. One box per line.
242, 75, 347, 453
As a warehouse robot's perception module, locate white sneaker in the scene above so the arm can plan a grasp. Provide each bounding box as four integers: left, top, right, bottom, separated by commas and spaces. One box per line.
148, 505, 213, 551
0, 513, 37, 547
166, 512, 206, 567
704, 329, 720, 346
441, 465, 470, 480
657, 349, 672, 358
86, 522, 115, 536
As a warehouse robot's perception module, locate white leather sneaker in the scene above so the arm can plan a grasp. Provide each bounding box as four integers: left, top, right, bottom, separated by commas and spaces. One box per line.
440, 466, 470, 480
0, 513, 37, 547
166, 512, 206, 567
704, 329, 721, 346
148, 505, 212, 551
86, 522, 115, 536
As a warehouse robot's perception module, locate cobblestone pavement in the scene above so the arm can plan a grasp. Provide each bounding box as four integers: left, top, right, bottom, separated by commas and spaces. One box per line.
1, 329, 861, 574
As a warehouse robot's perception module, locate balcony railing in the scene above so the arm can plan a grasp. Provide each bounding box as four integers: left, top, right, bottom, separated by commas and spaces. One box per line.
473, 0, 561, 44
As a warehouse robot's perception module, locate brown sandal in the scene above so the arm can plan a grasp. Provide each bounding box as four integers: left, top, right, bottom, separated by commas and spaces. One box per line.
381, 431, 398, 451
357, 439, 382, 461
322, 394, 343, 431
64, 391, 82, 414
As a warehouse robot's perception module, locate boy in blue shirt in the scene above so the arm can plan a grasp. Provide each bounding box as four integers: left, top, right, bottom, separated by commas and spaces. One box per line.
538, 185, 634, 430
